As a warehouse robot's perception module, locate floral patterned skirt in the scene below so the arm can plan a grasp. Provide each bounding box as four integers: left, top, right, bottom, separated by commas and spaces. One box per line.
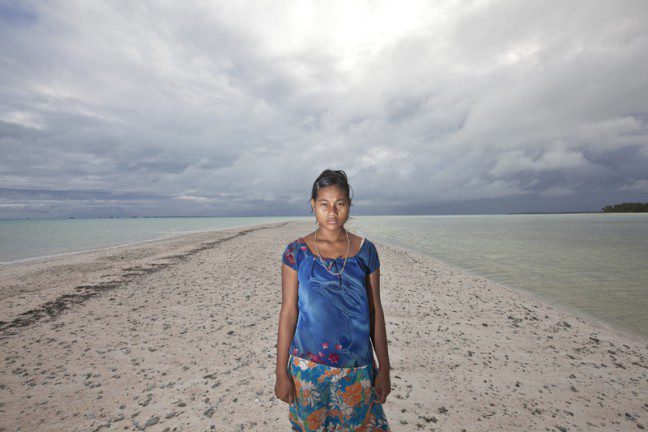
288, 354, 390, 431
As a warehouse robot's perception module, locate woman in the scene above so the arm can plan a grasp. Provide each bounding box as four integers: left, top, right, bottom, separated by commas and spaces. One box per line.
275, 169, 391, 431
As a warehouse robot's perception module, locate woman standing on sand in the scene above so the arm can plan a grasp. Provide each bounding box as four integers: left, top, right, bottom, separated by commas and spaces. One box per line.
275, 169, 391, 431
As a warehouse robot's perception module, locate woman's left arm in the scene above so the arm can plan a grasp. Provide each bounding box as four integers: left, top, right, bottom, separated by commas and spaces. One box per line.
366, 268, 391, 403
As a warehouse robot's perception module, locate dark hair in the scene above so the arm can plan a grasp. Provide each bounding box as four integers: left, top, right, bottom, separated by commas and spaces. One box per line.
310, 169, 354, 213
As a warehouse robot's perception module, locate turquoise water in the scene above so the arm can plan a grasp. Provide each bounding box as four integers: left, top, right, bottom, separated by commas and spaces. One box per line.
347, 214, 648, 341
0, 216, 298, 263
2, 214, 647, 340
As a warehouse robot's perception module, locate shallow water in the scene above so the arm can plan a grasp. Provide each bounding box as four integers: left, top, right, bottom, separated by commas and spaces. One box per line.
0, 216, 294, 263
348, 214, 648, 341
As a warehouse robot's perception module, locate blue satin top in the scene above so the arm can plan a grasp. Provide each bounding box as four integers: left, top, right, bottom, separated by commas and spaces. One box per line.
282, 236, 380, 368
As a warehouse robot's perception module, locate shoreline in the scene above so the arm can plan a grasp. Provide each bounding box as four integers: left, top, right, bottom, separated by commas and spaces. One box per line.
367, 236, 648, 346
0, 219, 299, 266
0, 220, 291, 332
1, 220, 646, 430
3, 218, 646, 345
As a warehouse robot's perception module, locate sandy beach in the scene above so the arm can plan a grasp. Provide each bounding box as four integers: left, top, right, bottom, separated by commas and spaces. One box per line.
1, 220, 647, 431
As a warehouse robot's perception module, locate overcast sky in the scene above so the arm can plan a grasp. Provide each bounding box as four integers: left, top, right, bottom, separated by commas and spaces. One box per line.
1, 0, 647, 218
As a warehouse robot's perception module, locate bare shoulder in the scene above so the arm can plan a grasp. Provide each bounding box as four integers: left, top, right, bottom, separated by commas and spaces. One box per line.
302, 232, 314, 241
349, 231, 362, 242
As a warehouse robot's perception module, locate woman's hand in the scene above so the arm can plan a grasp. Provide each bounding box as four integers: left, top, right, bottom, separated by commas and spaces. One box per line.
373, 369, 391, 404
275, 372, 296, 405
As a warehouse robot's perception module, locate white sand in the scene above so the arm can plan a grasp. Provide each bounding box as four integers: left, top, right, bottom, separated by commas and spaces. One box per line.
0, 220, 646, 431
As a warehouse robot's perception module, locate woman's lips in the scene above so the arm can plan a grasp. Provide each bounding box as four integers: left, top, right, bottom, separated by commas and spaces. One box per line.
327, 219, 337, 224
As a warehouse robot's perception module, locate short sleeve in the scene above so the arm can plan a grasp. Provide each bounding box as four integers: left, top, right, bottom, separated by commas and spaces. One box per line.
366, 241, 380, 274
282, 241, 300, 271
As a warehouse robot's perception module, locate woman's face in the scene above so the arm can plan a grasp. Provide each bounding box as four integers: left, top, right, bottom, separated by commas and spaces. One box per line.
311, 185, 350, 231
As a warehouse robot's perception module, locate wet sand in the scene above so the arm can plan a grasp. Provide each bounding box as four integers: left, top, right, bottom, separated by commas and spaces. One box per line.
1, 220, 646, 431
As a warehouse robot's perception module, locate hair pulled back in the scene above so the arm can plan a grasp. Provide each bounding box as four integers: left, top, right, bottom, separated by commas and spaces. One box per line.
310, 169, 354, 213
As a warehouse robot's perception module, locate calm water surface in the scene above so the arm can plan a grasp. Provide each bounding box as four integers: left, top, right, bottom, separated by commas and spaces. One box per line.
0, 216, 294, 263
348, 214, 648, 341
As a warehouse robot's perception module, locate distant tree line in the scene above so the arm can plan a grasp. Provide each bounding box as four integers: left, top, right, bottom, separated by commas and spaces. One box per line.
601, 202, 648, 212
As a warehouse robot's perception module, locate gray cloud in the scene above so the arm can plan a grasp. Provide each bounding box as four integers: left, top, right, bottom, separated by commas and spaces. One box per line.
1, 0, 647, 218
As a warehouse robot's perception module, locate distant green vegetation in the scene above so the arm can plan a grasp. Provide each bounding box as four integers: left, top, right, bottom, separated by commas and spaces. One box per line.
602, 202, 648, 212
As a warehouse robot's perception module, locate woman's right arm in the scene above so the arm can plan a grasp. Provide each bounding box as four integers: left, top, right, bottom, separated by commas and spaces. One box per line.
274, 263, 299, 404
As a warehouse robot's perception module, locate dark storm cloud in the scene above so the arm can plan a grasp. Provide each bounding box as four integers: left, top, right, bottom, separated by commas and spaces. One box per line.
1, 0, 647, 218
0, 187, 167, 201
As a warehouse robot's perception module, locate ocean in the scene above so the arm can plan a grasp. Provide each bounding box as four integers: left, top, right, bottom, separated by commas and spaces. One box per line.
1, 213, 646, 340
0, 216, 295, 264
348, 214, 648, 341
